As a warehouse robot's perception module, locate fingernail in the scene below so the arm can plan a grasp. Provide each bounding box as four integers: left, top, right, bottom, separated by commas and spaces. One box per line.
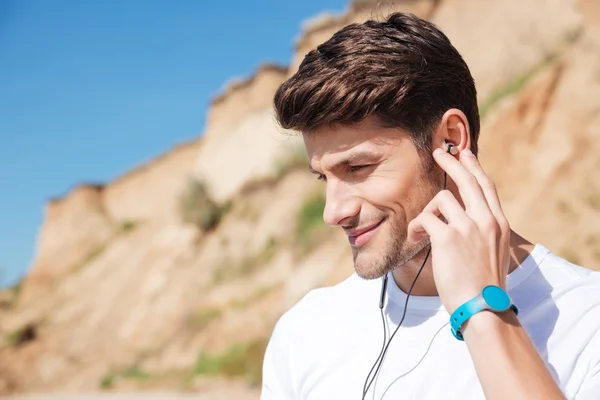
433, 148, 445, 155
462, 148, 475, 157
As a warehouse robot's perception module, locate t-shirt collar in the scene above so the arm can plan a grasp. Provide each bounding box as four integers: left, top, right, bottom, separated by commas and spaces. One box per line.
385, 244, 549, 312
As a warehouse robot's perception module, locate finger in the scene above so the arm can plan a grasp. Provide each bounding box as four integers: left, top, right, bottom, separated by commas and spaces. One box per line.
433, 148, 491, 220
459, 150, 508, 226
407, 209, 449, 243
423, 189, 473, 227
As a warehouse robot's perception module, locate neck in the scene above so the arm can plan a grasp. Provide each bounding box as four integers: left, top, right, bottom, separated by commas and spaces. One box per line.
391, 230, 535, 296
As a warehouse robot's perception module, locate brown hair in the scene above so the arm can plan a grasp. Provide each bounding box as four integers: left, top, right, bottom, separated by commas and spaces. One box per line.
274, 12, 480, 155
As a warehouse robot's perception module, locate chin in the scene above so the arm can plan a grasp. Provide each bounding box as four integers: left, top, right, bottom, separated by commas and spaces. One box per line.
351, 242, 395, 280
352, 234, 430, 280
353, 260, 386, 280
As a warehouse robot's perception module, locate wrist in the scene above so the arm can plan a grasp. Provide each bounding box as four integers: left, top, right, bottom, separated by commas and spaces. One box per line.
446, 282, 507, 314
449, 285, 517, 341
461, 307, 520, 341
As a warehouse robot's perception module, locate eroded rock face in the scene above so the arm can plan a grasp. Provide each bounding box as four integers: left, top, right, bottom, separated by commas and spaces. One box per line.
431, 0, 582, 100
194, 64, 303, 202
2, 0, 599, 397
479, 26, 600, 269
102, 139, 203, 223
21, 139, 203, 302
21, 184, 115, 304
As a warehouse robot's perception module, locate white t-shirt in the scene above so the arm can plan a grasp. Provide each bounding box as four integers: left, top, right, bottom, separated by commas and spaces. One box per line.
261, 244, 600, 399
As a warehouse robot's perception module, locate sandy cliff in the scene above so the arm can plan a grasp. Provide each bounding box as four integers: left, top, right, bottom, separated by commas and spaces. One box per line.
479, 22, 600, 269
194, 64, 305, 202
20, 139, 203, 305
1, 0, 599, 398
26, 185, 114, 289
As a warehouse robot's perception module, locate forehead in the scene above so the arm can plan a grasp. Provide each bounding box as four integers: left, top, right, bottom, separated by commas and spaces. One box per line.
302, 117, 408, 162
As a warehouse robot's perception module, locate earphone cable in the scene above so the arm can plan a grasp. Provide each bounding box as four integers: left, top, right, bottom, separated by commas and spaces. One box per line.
361, 305, 388, 396
361, 165, 448, 399
361, 247, 431, 399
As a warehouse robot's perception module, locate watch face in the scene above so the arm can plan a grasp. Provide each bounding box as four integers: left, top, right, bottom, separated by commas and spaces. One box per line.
482, 285, 511, 311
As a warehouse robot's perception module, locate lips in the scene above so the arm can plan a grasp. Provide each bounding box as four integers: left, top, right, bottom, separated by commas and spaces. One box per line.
346, 220, 384, 247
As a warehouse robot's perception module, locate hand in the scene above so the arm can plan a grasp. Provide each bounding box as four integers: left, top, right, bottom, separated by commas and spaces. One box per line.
407, 147, 511, 314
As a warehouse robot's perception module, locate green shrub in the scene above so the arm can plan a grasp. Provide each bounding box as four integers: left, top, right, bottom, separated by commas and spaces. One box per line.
4, 331, 20, 347
100, 374, 114, 389
259, 237, 277, 262
190, 337, 270, 386
4, 323, 36, 347
0, 281, 22, 310
230, 284, 278, 309
71, 221, 140, 273
11, 281, 22, 298
71, 242, 109, 272
179, 178, 226, 232
212, 237, 278, 284
237, 146, 307, 199
296, 191, 327, 250
122, 367, 150, 380
189, 307, 222, 329
100, 366, 150, 389
274, 146, 308, 179
479, 54, 557, 119
121, 220, 137, 232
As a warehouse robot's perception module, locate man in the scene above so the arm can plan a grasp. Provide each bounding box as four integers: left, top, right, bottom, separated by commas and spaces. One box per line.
260, 12, 600, 400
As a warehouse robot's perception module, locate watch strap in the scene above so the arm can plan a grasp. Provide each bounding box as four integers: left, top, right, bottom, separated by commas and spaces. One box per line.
450, 294, 519, 341
450, 295, 484, 341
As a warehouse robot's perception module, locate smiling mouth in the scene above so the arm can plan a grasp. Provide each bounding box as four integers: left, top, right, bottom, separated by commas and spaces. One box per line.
346, 220, 384, 247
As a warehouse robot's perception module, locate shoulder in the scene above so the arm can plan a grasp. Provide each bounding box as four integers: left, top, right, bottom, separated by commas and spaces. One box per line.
276, 273, 380, 330
267, 273, 381, 350
535, 244, 600, 295
261, 274, 380, 396
262, 274, 378, 374
510, 244, 600, 338
516, 244, 600, 342
513, 244, 600, 301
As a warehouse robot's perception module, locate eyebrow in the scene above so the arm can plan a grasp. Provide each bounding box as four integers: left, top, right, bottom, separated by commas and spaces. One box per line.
309, 150, 381, 173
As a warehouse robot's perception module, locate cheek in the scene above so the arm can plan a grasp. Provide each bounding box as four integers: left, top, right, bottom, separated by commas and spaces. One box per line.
363, 180, 402, 205
357, 171, 426, 219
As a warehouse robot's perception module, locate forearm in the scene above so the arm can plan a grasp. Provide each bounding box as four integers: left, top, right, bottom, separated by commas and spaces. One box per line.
462, 310, 565, 400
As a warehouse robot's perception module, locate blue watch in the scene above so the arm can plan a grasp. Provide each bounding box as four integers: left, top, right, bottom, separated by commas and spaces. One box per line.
450, 285, 518, 341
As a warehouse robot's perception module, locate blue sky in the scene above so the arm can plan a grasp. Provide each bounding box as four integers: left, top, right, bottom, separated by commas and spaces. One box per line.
0, 0, 348, 288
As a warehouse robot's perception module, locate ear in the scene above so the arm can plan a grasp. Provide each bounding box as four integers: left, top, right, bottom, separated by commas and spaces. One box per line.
432, 108, 471, 153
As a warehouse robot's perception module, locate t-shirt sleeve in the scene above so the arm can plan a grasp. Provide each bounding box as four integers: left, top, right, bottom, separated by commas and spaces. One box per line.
574, 362, 600, 400
260, 313, 296, 400
573, 327, 600, 400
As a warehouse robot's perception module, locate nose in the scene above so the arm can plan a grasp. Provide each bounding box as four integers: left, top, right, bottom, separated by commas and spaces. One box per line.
323, 180, 360, 227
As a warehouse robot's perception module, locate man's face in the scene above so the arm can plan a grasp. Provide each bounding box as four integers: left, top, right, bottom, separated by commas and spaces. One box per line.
303, 116, 442, 279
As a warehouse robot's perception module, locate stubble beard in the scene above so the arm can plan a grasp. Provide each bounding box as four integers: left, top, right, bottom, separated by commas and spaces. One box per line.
352, 218, 431, 280
352, 160, 443, 280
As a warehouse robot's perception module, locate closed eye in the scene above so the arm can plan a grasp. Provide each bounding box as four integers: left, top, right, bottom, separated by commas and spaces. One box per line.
349, 165, 371, 173
312, 165, 374, 181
